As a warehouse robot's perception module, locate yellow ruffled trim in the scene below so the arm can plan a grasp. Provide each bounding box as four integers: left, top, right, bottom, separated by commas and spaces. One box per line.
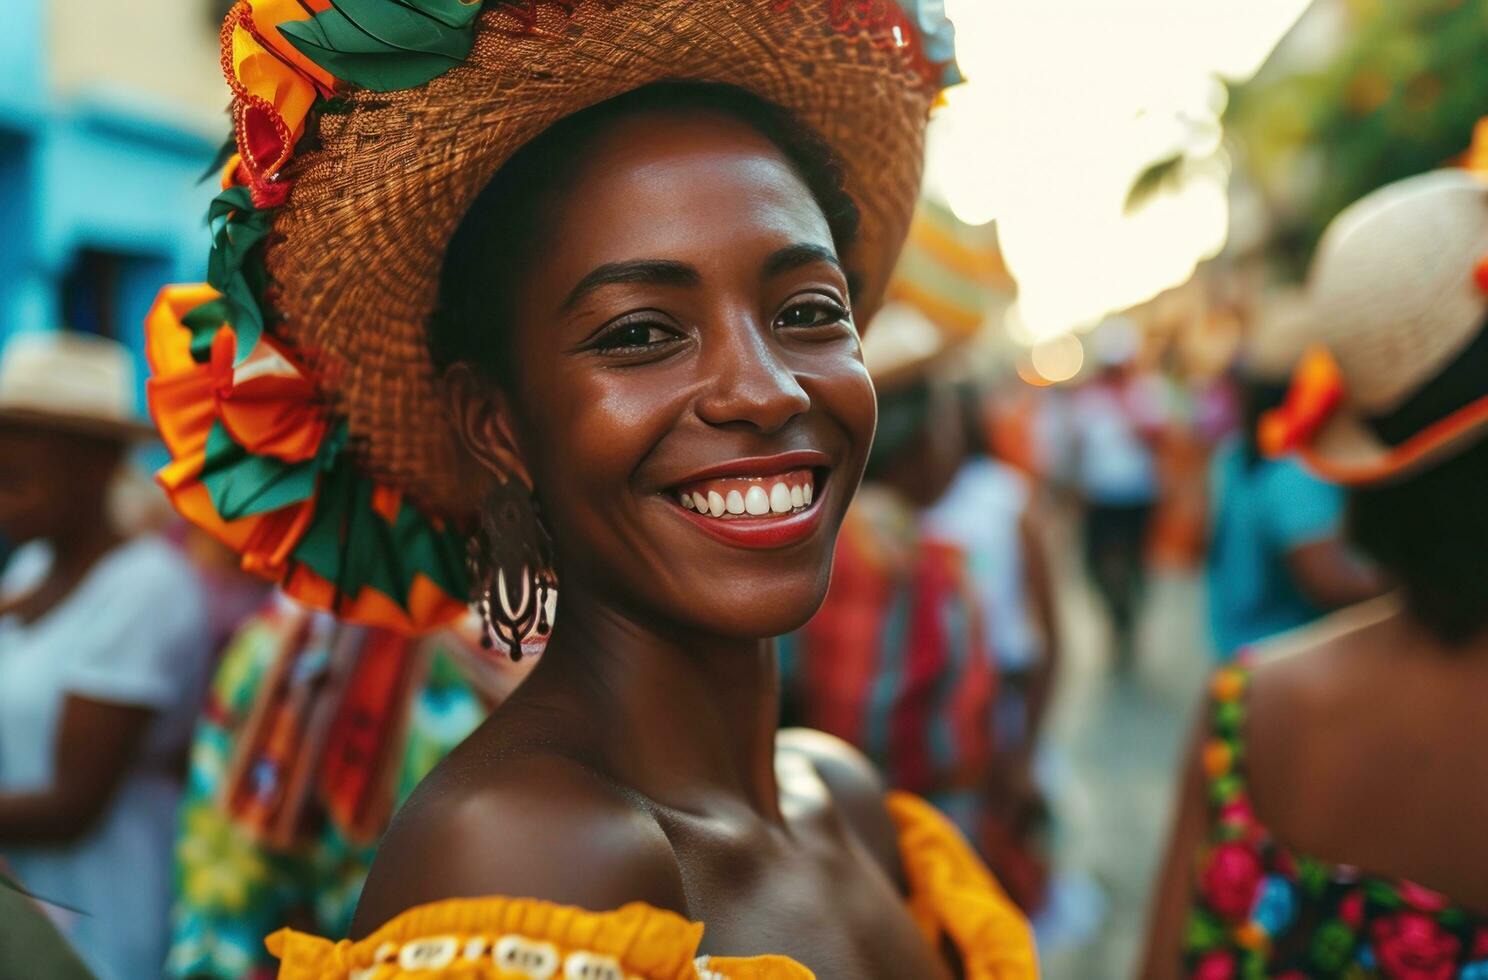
885, 792, 1039, 980
269, 795, 1037, 979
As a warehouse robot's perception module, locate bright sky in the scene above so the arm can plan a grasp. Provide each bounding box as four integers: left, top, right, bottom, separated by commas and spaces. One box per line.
925, 0, 1312, 344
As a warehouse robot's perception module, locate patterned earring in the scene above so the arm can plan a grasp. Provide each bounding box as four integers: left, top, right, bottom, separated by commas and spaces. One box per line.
467, 477, 556, 661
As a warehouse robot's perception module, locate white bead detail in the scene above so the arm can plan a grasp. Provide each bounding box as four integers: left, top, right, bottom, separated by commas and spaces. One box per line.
399, 935, 458, 970
564, 952, 625, 980
493, 935, 560, 978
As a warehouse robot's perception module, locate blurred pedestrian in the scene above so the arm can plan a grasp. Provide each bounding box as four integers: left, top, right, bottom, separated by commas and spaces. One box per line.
1206, 298, 1384, 659
921, 381, 1062, 900
167, 596, 535, 980
1143, 168, 1488, 978
1068, 321, 1163, 667
784, 306, 1056, 911
0, 332, 213, 979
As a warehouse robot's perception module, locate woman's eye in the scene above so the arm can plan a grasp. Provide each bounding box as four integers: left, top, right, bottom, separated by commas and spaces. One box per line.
777, 299, 850, 330
592, 320, 677, 352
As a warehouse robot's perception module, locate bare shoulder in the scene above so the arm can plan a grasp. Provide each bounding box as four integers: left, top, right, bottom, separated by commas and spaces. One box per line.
1247, 599, 1402, 729
776, 728, 905, 888
1243, 600, 1406, 838
351, 738, 687, 938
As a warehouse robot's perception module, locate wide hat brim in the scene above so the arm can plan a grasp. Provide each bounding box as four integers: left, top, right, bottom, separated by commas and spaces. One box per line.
267, 0, 941, 520
0, 405, 157, 443
1299, 394, 1488, 487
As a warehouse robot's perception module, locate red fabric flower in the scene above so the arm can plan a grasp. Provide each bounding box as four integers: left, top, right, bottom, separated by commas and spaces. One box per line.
1371, 911, 1461, 980
1398, 881, 1450, 914
1339, 889, 1366, 929
1192, 951, 1236, 980
1201, 842, 1264, 922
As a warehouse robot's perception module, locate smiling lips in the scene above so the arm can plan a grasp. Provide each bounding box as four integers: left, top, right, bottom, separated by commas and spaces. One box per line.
677, 469, 815, 518
666, 458, 827, 550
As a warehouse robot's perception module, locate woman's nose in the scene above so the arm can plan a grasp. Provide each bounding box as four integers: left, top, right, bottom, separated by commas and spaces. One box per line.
694, 315, 810, 434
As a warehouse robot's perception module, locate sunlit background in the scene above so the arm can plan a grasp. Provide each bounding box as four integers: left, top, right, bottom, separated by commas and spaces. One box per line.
919, 0, 1321, 382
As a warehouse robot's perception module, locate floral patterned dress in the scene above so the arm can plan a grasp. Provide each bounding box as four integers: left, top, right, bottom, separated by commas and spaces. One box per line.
1186, 661, 1488, 979
165, 601, 507, 979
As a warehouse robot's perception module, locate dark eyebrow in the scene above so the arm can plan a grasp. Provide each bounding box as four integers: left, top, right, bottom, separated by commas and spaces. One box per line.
561, 260, 701, 312
762, 243, 845, 279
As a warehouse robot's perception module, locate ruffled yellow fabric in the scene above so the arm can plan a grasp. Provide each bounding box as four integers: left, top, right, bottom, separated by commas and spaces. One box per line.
269, 792, 1038, 979
886, 793, 1039, 980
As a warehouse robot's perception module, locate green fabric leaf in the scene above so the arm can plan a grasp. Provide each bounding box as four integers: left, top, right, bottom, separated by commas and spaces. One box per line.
1183, 909, 1225, 951
326, 0, 473, 60
181, 298, 232, 362
279, 1, 475, 93
393, 503, 470, 597
202, 423, 321, 520
204, 187, 271, 363
389, 0, 483, 31
290, 436, 469, 614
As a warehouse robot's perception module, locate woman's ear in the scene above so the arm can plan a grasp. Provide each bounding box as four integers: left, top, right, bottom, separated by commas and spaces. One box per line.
445, 363, 533, 490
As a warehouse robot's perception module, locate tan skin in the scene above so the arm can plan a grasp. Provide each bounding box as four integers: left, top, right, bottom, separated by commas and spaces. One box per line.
1141, 597, 1488, 978
354, 111, 958, 978
0, 423, 156, 845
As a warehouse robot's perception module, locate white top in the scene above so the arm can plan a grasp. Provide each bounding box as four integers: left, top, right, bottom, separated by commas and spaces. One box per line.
0, 537, 211, 980
1068, 380, 1160, 505
922, 458, 1042, 672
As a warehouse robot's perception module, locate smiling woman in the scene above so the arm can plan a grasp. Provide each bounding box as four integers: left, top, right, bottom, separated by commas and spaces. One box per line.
147, 2, 1037, 978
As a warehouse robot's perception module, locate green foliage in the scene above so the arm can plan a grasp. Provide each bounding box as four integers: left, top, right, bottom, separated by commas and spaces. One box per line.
279, 0, 485, 93
1230, 0, 1488, 274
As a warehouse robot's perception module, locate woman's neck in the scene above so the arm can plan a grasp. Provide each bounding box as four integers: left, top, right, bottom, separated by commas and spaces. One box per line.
520, 588, 785, 822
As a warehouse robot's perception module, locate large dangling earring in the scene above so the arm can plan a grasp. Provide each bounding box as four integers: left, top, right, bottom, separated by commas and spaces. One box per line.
467, 477, 556, 661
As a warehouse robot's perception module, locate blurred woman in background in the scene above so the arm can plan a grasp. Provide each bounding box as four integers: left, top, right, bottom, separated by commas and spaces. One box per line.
0, 332, 213, 980
1143, 168, 1488, 978
1205, 297, 1383, 661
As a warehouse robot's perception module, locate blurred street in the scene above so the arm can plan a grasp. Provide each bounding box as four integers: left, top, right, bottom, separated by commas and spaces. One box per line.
1039, 507, 1211, 980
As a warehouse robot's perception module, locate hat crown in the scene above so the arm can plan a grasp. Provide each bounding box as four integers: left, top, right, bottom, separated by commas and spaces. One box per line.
0, 331, 141, 428
1308, 169, 1488, 414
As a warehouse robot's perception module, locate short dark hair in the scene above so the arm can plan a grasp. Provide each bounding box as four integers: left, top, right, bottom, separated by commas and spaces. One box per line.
429, 82, 860, 387
1346, 434, 1488, 645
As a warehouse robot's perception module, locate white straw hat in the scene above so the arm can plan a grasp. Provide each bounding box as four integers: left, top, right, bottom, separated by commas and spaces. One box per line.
1266, 169, 1488, 485
0, 331, 154, 441
1241, 292, 1312, 383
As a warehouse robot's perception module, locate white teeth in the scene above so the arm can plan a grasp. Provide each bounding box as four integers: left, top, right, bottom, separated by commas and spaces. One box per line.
692, 492, 709, 513
681, 493, 695, 509
745, 485, 771, 515
791, 484, 806, 509
770, 483, 793, 514
725, 490, 746, 515
708, 491, 726, 517
803, 482, 813, 505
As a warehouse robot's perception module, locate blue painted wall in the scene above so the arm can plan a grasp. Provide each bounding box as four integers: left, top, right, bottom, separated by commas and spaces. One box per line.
0, 2, 219, 416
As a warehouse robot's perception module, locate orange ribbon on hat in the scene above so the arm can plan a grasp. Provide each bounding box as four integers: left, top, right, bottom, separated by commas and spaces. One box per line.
1258, 346, 1346, 458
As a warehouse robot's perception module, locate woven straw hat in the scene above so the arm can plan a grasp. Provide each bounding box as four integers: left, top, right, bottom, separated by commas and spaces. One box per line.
1240, 292, 1311, 384
143, 0, 957, 634
268, 0, 953, 519
1274, 169, 1488, 485
0, 332, 154, 441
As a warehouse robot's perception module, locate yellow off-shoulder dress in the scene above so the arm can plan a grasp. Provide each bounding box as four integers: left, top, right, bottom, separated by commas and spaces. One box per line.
268, 793, 1038, 979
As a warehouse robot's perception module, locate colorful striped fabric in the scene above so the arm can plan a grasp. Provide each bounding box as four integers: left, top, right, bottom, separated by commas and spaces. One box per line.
784, 486, 997, 821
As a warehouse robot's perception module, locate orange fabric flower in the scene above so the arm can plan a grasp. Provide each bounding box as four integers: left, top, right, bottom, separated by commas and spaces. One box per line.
1203, 739, 1234, 779
223, 0, 333, 188
1210, 668, 1247, 704
1258, 347, 1345, 458
212, 332, 329, 463
145, 286, 319, 580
